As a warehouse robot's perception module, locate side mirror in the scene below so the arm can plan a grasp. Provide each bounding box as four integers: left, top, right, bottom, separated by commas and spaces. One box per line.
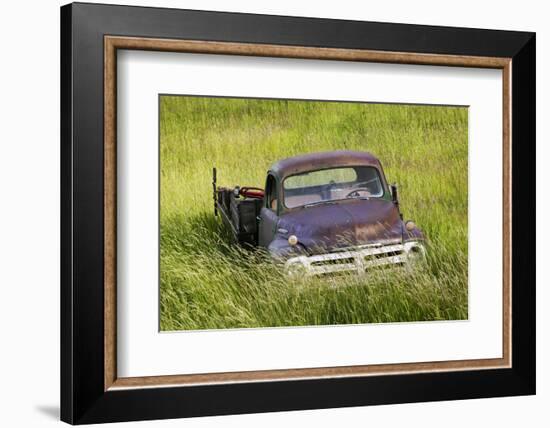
391, 183, 399, 205
391, 183, 403, 220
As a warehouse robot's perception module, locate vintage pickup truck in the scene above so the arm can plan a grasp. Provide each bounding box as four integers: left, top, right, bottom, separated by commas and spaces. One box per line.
213, 150, 425, 276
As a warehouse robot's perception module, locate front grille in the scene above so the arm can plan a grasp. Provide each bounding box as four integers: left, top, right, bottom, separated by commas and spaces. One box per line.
364, 250, 403, 262
311, 257, 355, 267
284, 242, 424, 277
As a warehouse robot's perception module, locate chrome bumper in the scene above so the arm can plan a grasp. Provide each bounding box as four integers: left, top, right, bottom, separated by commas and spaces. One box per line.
284, 241, 425, 276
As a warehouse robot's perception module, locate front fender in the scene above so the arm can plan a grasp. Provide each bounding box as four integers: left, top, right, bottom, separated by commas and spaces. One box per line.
403, 221, 425, 242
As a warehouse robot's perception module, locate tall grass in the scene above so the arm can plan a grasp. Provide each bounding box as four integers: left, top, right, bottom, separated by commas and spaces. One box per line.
160, 96, 468, 331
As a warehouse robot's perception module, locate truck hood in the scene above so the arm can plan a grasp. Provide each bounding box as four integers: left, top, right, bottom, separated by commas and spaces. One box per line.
278, 198, 404, 252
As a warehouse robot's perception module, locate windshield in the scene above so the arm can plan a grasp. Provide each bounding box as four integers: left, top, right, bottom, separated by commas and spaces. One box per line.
283, 166, 384, 209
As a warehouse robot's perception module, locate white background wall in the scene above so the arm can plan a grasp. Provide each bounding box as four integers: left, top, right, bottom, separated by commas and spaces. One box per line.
0, 0, 546, 426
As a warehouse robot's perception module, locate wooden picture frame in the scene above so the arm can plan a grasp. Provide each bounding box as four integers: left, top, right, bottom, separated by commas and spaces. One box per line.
61, 2, 535, 424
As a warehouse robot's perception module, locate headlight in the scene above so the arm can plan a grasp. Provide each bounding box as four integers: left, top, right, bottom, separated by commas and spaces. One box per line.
406, 244, 426, 265
405, 221, 416, 232
285, 260, 307, 277
288, 235, 298, 246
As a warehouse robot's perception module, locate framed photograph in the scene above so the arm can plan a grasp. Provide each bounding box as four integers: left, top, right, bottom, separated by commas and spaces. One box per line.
60, 2, 535, 424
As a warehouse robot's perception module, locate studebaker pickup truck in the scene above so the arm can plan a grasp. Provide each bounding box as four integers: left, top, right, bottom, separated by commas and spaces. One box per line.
213, 150, 425, 276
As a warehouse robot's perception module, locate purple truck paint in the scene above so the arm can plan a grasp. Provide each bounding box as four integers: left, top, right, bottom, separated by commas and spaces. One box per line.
214, 150, 425, 275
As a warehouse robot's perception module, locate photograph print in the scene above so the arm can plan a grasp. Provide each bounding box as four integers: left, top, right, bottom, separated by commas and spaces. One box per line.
159, 95, 468, 331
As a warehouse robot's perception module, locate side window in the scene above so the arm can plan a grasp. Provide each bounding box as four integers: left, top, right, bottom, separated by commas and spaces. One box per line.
265, 175, 278, 211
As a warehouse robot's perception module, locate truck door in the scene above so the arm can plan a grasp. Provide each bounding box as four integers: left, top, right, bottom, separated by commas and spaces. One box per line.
258, 174, 279, 248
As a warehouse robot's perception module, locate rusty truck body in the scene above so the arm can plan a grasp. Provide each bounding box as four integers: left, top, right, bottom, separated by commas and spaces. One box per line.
213, 150, 425, 276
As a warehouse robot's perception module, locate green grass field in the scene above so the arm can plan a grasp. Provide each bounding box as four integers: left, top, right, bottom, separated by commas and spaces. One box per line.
160, 95, 468, 331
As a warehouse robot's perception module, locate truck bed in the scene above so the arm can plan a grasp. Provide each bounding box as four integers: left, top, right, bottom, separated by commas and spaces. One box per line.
216, 188, 263, 246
